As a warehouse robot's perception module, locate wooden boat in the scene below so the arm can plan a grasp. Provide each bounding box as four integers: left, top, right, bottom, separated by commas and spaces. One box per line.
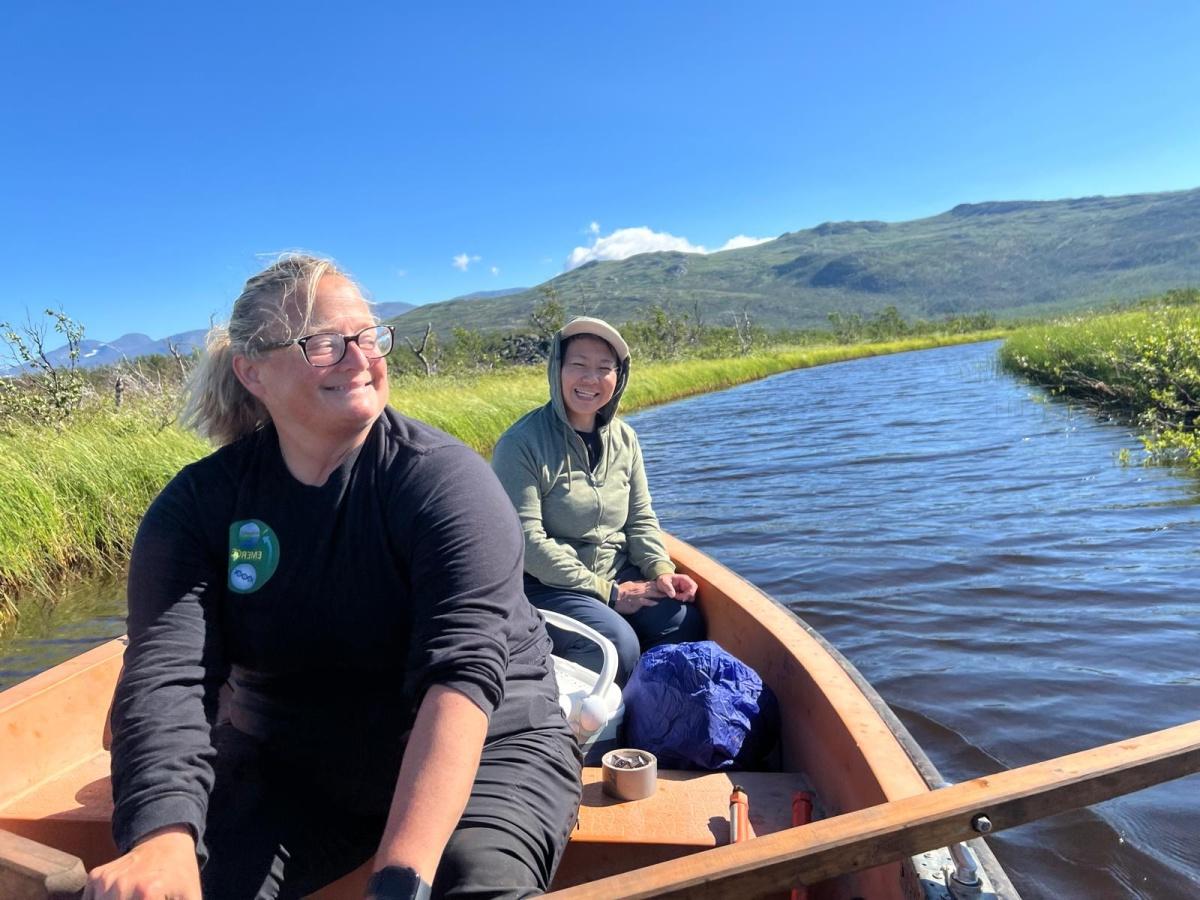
3, 534, 1198, 899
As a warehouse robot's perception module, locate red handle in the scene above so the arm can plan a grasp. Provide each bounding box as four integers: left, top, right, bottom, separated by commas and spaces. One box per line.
729, 786, 750, 843
791, 791, 814, 900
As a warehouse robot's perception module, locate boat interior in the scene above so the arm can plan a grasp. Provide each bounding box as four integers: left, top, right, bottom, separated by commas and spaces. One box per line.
0, 536, 966, 898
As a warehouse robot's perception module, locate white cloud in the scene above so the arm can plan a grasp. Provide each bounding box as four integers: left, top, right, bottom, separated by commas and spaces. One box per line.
490, 266, 500, 276
395, 268, 408, 278
452, 253, 482, 271
566, 227, 704, 270
565, 226, 773, 270
717, 234, 772, 252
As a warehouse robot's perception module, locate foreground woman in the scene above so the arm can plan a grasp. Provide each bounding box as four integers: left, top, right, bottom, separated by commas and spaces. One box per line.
492, 317, 704, 687
86, 256, 581, 900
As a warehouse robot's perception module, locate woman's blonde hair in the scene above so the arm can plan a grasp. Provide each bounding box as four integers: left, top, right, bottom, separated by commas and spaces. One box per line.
181, 254, 349, 445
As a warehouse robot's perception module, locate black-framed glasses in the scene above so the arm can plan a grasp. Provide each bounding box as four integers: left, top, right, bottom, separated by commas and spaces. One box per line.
261, 324, 395, 367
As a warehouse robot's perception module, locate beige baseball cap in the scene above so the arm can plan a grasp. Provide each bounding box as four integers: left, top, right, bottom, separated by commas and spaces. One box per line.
559, 316, 630, 361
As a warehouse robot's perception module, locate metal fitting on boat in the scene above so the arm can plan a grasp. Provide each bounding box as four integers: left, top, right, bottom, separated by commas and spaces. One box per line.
971, 814, 993, 834
943, 841, 994, 898
948, 842, 980, 887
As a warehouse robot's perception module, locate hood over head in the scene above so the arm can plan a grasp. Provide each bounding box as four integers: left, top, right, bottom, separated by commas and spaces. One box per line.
548, 316, 631, 428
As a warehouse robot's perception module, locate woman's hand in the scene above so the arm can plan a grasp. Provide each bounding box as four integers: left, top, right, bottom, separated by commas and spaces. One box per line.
84, 826, 200, 900
616, 580, 664, 613
617, 574, 698, 613
654, 573, 698, 603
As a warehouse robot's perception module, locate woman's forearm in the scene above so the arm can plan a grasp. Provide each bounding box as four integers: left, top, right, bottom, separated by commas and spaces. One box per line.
373, 684, 489, 882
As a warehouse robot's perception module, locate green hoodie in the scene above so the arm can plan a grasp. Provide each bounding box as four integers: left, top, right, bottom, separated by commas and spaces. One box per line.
492, 328, 676, 602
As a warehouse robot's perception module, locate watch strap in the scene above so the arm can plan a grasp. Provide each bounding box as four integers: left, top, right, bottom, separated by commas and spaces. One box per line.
365, 865, 432, 900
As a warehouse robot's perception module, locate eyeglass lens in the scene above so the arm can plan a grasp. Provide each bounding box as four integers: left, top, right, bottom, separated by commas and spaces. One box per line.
303, 326, 394, 366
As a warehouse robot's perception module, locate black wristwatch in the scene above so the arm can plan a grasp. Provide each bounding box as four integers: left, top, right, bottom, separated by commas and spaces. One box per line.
365, 865, 432, 900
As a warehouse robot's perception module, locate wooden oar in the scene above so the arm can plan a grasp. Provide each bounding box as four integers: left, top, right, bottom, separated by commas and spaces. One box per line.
545, 718, 1200, 899
4, 720, 1197, 899
0, 829, 86, 900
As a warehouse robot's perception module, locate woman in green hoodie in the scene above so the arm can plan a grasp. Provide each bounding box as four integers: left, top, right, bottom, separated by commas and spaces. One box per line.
492, 317, 704, 686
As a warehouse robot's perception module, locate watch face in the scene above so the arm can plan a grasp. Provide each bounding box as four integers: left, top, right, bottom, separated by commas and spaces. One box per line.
367, 866, 431, 900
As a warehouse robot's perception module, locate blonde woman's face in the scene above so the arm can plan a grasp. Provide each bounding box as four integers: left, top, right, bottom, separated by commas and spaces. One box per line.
237, 274, 389, 444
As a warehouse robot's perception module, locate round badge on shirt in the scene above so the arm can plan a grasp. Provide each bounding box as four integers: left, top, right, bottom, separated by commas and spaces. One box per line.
227, 519, 280, 593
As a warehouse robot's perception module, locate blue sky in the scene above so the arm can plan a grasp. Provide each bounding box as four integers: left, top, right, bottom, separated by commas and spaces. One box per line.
3, 1, 1200, 343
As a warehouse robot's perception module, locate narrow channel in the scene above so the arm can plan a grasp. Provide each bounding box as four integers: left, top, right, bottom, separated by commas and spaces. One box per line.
631, 339, 1200, 899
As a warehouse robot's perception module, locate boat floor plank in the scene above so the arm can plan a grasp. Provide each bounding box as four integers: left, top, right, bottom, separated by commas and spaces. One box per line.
0, 753, 111, 823
573, 768, 814, 847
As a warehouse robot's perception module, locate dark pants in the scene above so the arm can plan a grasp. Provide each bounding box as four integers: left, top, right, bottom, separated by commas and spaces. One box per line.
200, 722, 581, 899
524, 566, 706, 687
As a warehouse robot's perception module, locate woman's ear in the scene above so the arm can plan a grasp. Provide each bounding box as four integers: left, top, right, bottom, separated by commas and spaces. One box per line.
232, 354, 266, 399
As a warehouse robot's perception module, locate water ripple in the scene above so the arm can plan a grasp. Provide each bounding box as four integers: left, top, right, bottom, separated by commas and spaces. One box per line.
632, 340, 1200, 899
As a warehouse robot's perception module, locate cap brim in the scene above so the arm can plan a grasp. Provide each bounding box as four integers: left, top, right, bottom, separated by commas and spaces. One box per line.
560, 317, 630, 361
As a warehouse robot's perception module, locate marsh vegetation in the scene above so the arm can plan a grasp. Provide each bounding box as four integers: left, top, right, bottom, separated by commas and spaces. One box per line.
1000, 289, 1200, 467
0, 298, 1003, 633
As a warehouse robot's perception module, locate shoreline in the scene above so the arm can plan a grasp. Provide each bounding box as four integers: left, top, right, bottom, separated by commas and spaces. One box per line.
998, 300, 1200, 468
0, 330, 1002, 633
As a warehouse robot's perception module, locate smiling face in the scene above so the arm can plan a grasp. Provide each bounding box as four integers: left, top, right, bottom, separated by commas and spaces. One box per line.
233, 273, 389, 451
560, 334, 619, 431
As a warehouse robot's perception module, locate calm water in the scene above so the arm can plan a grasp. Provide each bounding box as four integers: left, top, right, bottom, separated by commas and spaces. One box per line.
630, 341, 1200, 899
2, 341, 1197, 897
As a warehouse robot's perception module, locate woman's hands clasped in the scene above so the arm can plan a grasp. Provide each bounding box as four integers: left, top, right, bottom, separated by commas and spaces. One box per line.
615, 573, 698, 614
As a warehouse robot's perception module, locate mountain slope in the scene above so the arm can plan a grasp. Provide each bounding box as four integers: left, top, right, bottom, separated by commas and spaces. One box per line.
390, 188, 1200, 335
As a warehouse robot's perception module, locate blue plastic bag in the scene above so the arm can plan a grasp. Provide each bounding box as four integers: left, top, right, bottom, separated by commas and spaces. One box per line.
622, 641, 780, 770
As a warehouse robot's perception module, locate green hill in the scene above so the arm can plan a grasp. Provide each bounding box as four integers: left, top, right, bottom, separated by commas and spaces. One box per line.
391, 187, 1200, 336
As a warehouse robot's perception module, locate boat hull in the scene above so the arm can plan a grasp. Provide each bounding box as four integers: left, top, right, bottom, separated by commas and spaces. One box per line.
0, 535, 1014, 898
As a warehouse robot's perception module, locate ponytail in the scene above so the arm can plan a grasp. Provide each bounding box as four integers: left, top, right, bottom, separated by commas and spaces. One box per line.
179, 253, 347, 445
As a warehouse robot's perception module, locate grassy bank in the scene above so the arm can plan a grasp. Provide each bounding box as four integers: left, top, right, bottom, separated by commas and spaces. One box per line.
397, 332, 1007, 454
0, 330, 1000, 632
0, 413, 208, 629
999, 297, 1200, 466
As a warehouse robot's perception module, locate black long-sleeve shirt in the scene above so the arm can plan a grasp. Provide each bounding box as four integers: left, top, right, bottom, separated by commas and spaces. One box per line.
111, 408, 558, 854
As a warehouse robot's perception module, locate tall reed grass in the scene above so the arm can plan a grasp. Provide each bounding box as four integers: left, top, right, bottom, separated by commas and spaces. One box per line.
1, 331, 999, 631
0, 412, 207, 628
1000, 302, 1200, 466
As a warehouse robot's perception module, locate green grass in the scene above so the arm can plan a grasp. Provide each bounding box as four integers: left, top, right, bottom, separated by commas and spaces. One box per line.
0, 412, 207, 629
0, 331, 1000, 633
394, 332, 1007, 455
999, 301, 1200, 466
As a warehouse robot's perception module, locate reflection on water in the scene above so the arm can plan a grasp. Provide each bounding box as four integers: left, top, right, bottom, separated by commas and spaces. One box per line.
0, 573, 125, 691
631, 341, 1200, 900
3, 341, 1197, 897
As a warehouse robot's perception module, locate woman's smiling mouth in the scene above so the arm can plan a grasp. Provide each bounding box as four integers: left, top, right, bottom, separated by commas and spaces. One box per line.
323, 382, 371, 393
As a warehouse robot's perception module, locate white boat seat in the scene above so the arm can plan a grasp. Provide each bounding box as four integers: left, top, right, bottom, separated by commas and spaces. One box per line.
541, 609, 625, 762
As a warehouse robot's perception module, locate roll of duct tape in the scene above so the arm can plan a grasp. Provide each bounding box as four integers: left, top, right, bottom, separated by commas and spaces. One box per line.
601, 748, 658, 801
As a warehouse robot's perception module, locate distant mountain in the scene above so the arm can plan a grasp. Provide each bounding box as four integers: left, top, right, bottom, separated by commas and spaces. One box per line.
380, 287, 526, 325
390, 187, 1200, 337
18, 329, 211, 373
4, 302, 423, 375
372, 300, 418, 319
449, 288, 529, 302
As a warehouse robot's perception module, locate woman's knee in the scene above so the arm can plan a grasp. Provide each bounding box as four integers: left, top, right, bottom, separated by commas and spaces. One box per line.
672, 602, 706, 643
533, 593, 640, 686
632, 599, 706, 652
556, 613, 639, 687
434, 826, 542, 899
